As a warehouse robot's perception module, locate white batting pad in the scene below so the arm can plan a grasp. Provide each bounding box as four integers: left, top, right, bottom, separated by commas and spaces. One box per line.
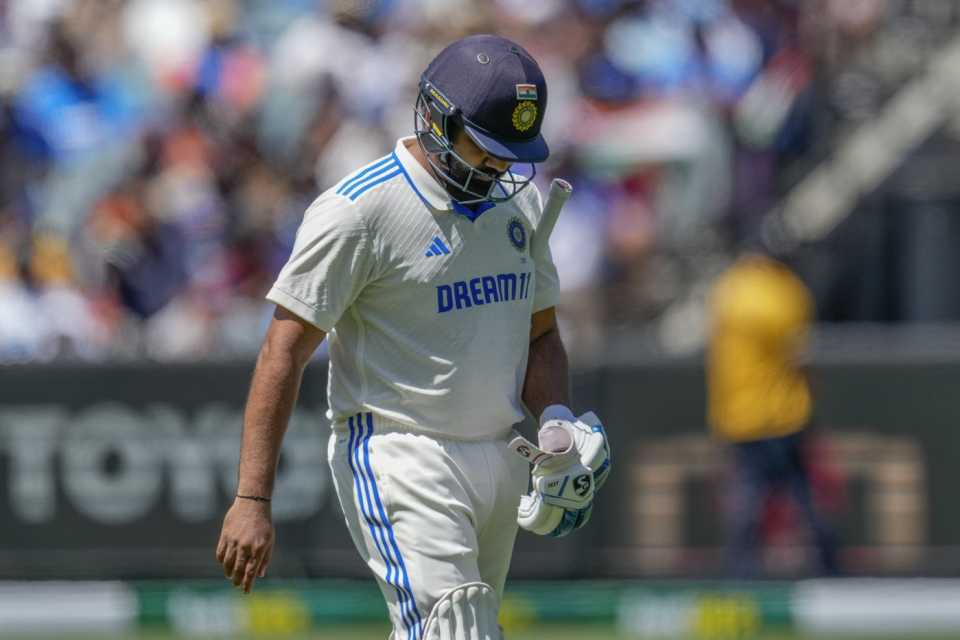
421, 582, 502, 640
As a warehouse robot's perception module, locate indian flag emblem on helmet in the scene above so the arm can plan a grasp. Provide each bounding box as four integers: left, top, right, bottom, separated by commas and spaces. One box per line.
516, 84, 538, 101
512, 101, 537, 133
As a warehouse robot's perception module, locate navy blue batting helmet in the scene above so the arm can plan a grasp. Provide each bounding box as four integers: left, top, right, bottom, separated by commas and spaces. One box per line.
414, 35, 550, 204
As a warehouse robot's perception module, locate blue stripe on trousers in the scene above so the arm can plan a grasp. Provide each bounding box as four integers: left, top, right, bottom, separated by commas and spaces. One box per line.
347, 415, 416, 638
361, 412, 424, 637
357, 415, 420, 637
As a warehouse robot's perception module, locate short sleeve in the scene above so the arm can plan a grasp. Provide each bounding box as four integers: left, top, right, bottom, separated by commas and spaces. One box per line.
266, 193, 375, 331
527, 183, 561, 313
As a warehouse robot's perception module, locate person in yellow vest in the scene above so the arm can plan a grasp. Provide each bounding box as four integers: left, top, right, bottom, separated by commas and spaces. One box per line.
708, 253, 838, 577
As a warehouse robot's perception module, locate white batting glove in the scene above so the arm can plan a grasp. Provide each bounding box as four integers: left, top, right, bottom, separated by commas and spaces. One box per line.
529, 446, 595, 510
517, 491, 593, 537
541, 406, 611, 491
510, 406, 611, 537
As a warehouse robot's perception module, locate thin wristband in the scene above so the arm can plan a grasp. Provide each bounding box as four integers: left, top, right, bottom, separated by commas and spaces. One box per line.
236, 494, 271, 503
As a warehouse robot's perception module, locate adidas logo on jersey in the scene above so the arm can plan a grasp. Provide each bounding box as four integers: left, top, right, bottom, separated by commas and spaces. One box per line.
425, 236, 451, 257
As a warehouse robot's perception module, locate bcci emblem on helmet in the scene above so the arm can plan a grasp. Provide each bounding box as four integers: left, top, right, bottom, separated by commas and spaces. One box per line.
507, 217, 527, 252
512, 101, 537, 133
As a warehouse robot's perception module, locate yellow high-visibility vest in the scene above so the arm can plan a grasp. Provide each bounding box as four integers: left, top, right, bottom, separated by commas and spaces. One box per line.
707, 255, 813, 442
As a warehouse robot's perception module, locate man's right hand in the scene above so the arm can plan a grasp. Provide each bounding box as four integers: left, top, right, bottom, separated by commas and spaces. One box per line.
215, 498, 275, 593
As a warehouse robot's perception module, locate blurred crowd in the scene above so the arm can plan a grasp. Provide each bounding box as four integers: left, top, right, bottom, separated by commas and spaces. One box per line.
0, 0, 903, 362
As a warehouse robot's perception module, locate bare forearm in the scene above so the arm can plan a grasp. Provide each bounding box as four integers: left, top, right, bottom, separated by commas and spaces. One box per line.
236, 344, 306, 497
522, 326, 571, 418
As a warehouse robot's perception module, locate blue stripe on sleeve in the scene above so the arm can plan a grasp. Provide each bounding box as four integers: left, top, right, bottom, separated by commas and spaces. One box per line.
348, 168, 402, 201
336, 156, 395, 195
342, 159, 398, 196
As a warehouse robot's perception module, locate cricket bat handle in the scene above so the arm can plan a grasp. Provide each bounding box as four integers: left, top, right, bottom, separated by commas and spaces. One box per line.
532, 178, 572, 259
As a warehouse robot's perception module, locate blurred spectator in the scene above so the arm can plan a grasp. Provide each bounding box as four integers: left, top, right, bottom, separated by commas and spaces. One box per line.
1, 0, 941, 363
0, 232, 107, 361
707, 251, 839, 577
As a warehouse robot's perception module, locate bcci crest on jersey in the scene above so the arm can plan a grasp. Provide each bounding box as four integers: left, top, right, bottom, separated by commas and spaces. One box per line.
437, 271, 533, 313
507, 217, 527, 252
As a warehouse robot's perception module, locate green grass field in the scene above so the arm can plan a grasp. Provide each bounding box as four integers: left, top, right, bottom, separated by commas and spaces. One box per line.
23, 627, 960, 640
9, 579, 960, 640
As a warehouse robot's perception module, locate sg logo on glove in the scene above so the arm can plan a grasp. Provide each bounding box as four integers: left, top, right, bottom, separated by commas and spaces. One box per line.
573, 474, 591, 498
511, 408, 612, 537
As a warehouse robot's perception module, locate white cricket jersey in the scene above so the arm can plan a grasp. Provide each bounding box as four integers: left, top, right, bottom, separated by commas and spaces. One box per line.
267, 137, 560, 439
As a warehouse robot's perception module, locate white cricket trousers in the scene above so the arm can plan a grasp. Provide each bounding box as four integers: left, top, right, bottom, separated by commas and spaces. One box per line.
328, 411, 529, 640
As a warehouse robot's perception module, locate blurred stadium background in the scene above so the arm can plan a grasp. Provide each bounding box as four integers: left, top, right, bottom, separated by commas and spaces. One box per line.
4, 0, 960, 638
